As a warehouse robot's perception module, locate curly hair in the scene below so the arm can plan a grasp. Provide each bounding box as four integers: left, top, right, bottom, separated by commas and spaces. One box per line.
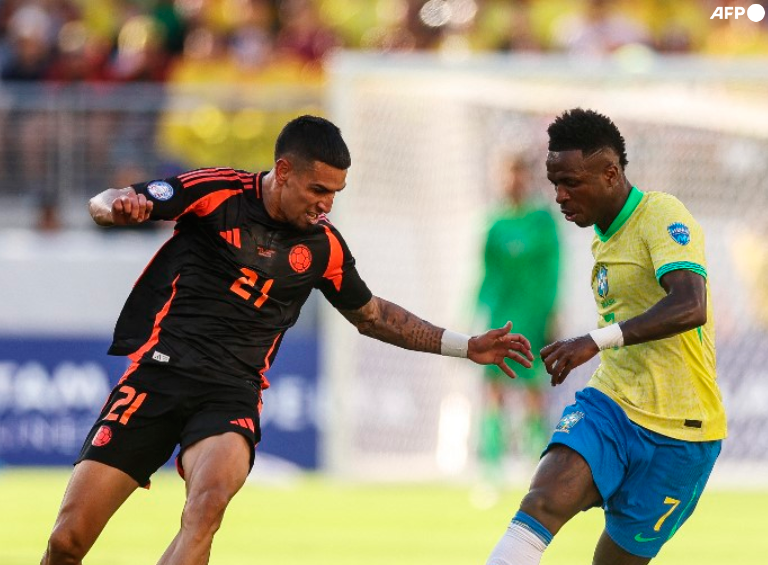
547, 108, 628, 169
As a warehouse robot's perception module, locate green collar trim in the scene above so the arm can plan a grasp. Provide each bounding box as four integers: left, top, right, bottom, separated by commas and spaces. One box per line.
595, 186, 644, 242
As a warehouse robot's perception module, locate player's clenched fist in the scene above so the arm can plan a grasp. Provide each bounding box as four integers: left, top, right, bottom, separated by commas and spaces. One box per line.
112, 191, 153, 225
89, 187, 153, 226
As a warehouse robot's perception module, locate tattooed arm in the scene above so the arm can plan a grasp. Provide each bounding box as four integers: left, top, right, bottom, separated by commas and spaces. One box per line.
340, 295, 442, 352
339, 296, 534, 377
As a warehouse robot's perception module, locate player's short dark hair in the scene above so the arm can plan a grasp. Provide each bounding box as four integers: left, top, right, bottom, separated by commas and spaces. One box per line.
547, 108, 628, 169
275, 115, 351, 170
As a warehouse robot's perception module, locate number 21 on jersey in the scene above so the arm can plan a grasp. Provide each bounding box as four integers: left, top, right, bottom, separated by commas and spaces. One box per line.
230, 267, 274, 308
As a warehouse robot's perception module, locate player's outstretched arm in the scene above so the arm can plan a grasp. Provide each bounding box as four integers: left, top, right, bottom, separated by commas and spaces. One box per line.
541, 269, 707, 386
89, 187, 153, 227
339, 296, 533, 377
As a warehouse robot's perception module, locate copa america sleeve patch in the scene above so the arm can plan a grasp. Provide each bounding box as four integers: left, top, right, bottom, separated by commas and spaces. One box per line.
146, 181, 174, 201
667, 222, 691, 245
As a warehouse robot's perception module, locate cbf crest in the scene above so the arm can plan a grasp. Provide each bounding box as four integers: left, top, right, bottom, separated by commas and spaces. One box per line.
667, 222, 691, 245
595, 264, 609, 298
555, 411, 585, 434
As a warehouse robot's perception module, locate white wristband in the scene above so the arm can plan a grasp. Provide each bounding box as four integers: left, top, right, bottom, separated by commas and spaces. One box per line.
589, 323, 624, 351
440, 329, 470, 358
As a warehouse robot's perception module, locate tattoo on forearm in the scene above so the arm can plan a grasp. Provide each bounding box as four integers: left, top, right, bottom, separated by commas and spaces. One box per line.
344, 297, 442, 353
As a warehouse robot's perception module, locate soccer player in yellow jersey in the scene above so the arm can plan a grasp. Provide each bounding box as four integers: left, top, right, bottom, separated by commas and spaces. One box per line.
486, 108, 726, 565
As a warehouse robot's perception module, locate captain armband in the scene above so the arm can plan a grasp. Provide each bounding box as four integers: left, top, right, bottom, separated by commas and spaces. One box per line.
440, 330, 470, 358
588, 323, 624, 351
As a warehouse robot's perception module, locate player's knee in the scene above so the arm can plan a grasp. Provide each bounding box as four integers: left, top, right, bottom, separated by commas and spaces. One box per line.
519, 488, 572, 533
182, 487, 232, 533
519, 489, 550, 517
45, 526, 88, 564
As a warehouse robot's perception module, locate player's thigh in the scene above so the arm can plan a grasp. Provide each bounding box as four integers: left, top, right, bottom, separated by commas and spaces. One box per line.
523, 389, 634, 532
180, 432, 252, 502
176, 386, 261, 521
51, 460, 139, 547
177, 380, 262, 482
520, 444, 602, 533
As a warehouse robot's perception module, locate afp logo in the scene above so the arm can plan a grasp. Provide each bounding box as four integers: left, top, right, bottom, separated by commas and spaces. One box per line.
711, 4, 765, 21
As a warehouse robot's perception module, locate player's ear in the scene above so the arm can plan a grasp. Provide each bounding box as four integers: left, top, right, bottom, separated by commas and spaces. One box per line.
603, 161, 620, 187
275, 157, 292, 184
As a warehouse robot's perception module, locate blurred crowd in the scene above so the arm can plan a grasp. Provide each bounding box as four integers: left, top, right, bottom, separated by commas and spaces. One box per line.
1, 0, 767, 86
1, 0, 767, 231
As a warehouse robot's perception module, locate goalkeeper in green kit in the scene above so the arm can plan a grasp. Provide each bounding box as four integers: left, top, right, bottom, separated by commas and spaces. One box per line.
476, 153, 560, 488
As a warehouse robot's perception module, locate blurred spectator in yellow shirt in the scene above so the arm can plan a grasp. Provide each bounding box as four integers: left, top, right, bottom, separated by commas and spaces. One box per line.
158, 6, 324, 173
551, 0, 651, 56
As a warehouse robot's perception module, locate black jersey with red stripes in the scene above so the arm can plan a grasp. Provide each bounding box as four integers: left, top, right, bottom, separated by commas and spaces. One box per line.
108, 168, 372, 389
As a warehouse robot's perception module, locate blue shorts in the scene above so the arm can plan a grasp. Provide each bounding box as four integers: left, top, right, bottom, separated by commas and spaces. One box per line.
547, 387, 721, 558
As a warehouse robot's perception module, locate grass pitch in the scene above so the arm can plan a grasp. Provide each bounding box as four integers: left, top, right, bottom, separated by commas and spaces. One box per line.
1, 467, 764, 564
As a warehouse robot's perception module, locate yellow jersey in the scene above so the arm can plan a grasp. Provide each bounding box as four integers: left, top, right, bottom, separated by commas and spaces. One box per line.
587, 187, 727, 441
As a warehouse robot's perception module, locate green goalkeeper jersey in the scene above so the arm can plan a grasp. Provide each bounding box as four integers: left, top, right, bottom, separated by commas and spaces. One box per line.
478, 201, 560, 381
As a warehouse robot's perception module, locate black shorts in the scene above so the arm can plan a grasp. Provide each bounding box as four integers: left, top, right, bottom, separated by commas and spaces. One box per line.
77, 364, 262, 487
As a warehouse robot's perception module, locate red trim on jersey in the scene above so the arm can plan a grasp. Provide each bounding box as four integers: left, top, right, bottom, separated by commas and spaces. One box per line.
180, 169, 255, 192
255, 172, 263, 199
238, 172, 255, 190
182, 172, 241, 189
118, 274, 180, 383
178, 168, 219, 182
322, 225, 344, 291
258, 332, 281, 389
177, 189, 242, 219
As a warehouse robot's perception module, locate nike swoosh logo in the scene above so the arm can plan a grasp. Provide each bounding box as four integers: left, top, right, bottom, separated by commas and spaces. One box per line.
634, 533, 661, 543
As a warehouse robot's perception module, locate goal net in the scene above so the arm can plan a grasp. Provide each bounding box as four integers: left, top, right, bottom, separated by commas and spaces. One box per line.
322, 52, 768, 482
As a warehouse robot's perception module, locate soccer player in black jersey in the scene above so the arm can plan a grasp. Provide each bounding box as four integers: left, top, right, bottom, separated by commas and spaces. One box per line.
41, 116, 534, 565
